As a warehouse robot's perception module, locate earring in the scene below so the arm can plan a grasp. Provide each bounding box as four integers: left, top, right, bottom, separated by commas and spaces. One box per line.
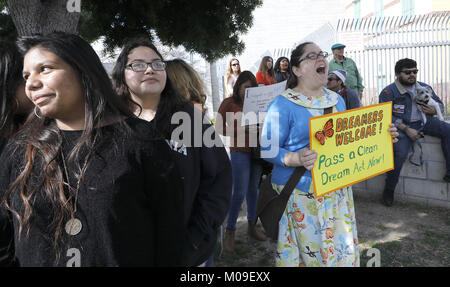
34, 106, 43, 119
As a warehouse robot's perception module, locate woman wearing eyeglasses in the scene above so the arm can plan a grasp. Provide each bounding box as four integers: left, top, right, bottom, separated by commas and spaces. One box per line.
256, 56, 276, 86
112, 39, 232, 267
225, 58, 241, 98
260, 42, 398, 267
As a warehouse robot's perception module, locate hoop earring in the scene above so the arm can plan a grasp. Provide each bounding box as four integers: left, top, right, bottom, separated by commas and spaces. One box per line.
34, 106, 43, 119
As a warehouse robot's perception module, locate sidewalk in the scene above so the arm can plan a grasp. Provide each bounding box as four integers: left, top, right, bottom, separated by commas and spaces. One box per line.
215, 190, 450, 267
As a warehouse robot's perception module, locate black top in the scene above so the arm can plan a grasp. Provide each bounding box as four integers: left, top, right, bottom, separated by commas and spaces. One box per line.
0, 138, 6, 155
0, 117, 184, 266
155, 103, 232, 266
0, 138, 15, 266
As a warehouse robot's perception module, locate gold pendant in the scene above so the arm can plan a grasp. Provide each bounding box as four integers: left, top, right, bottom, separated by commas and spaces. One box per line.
65, 218, 82, 236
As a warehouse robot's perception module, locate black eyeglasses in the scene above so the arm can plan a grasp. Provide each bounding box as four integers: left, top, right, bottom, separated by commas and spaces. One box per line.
231, 63, 240, 67
298, 51, 329, 65
327, 77, 339, 82
401, 69, 418, 75
127, 60, 166, 72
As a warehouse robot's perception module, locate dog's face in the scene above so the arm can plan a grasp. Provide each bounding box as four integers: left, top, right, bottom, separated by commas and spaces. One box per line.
415, 86, 432, 105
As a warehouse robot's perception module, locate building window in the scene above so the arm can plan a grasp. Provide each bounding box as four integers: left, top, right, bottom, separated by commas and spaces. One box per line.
402, 0, 415, 17
374, 0, 384, 18
353, 0, 361, 19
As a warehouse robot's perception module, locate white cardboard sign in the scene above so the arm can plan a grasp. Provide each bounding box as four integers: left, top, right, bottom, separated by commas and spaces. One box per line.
241, 80, 287, 126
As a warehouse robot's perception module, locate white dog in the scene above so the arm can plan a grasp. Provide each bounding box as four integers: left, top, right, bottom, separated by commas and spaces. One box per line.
414, 86, 444, 124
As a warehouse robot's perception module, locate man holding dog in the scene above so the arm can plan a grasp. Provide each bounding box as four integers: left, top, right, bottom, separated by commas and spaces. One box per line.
379, 58, 450, 206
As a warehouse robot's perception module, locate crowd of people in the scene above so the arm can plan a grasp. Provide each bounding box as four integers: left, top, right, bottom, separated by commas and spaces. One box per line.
1, 31, 448, 267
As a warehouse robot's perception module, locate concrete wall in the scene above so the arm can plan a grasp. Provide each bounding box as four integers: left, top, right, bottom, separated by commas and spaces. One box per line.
352, 135, 450, 208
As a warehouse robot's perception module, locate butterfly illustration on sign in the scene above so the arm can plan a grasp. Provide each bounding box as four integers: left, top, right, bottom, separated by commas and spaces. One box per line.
314, 119, 334, 145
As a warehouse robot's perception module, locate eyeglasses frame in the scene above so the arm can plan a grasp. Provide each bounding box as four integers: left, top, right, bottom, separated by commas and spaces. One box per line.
298, 51, 329, 65
126, 60, 166, 72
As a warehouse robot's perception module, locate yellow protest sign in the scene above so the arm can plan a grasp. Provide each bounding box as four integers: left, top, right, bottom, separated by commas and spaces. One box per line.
309, 102, 394, 197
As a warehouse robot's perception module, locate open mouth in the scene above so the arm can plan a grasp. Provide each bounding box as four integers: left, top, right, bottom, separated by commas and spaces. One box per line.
316, 66, 326, 75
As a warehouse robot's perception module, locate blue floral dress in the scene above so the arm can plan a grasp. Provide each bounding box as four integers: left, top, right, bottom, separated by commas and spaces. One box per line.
267, 89, 360, 267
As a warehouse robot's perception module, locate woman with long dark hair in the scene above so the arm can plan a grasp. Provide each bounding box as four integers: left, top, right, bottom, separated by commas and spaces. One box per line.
0, 40, 33, 153
216, 71, 267, 253
0, 32, 184, 266
274, 56, 291, 83
261, 42, 398, 267
0, 40, 33, 266
112, 38, 232, 267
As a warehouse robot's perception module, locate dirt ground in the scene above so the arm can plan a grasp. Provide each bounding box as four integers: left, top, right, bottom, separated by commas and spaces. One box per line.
215, 192, 450, 267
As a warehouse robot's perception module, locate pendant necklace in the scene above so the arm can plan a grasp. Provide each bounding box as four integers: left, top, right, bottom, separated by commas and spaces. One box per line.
61, 151, 82, 236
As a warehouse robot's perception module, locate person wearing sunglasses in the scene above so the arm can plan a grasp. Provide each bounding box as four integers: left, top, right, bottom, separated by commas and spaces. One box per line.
328, 43, 365, 100
379, 58, 450, 207
225, 58, 241, 98
326, 69, 361, 110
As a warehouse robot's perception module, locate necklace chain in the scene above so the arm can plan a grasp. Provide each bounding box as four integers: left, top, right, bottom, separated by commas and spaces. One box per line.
60, 151, 80, 214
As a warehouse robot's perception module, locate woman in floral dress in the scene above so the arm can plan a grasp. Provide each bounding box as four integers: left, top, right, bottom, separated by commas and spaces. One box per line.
261, 42, 398, 267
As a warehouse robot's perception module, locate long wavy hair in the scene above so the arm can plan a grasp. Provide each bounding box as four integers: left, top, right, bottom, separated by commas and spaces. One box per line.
0, 40, 25, 139
232, 71, 258, 106
225, 58, 241, 81
2, 32, 135, 255
165, 58, 207, 108
111, 38, 187, 138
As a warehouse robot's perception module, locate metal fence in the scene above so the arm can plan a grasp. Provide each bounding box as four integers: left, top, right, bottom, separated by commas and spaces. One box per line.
335, 12, 450, 115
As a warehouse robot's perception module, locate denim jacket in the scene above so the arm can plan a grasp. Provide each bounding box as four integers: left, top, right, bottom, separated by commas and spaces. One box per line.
378, 80, 444, 125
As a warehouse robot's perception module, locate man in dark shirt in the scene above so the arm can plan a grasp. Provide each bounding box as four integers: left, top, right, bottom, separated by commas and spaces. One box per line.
327, 69, 361, 110
379, 58, 450, 207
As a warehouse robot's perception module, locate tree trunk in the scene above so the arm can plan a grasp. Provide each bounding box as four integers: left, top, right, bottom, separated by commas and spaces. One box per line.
209, 61, 222, 113
7, 0, 80, 36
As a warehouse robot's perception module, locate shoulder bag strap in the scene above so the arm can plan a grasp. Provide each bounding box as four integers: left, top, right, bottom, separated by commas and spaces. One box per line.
278, 106, 334, 199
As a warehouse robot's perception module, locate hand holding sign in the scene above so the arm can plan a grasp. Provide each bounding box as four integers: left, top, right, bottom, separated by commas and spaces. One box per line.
299, 148, 318, 171
388, 123, 399, 143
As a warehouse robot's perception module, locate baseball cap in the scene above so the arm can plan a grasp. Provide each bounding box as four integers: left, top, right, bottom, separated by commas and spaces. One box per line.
329, 69, 347, 83
331, 43, 346, 50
